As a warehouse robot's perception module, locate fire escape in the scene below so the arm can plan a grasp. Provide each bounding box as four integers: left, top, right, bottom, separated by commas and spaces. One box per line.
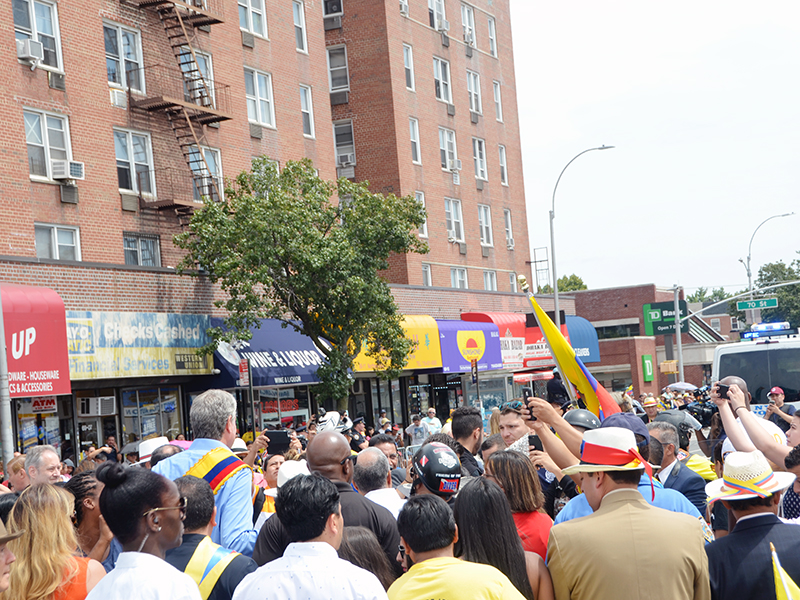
128, 0, 231, 218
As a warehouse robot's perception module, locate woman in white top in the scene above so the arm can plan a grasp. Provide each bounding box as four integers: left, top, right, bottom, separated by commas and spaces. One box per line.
86, 462, 201, 600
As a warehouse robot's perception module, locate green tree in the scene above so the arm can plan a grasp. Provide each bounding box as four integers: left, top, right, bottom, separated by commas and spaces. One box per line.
538, 274, 587, 294
687, 287, 730, 303
175, 158, 429, 408
754, 257, 800, 328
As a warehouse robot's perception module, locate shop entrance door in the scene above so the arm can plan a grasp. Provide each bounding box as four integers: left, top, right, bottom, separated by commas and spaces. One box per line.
77, 418, 101, 455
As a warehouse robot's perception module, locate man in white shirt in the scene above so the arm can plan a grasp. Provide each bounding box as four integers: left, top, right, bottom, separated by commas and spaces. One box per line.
422, 408, 442, 434
233, 473, 387, 600
405, 415, 430, 447
353, 448, 405, 519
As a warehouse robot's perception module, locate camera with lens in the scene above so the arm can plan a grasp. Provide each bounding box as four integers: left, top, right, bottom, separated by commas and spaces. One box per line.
679, 390, 718, 428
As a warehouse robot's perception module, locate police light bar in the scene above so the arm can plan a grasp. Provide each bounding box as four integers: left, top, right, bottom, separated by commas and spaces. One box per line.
752, 322, 791, 332
742, 327, 797, 340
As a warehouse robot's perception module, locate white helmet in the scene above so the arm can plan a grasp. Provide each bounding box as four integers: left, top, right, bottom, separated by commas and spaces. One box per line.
317, 410, 352, 433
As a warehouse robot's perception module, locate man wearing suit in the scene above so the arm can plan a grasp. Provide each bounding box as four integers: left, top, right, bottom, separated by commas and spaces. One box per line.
648, 421, 707, 515
705, 450, 800, 600
547, 427, 710, 600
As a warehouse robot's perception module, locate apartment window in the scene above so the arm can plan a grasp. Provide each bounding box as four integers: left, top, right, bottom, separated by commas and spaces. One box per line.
451, 268, 468, 289
188, 146, 223, 202
327, 46, 349, 91
473, 138, 487, 180
467, 70, 481, 113
493, 81, 503, 121
730, 317, 740, 332
244, 68, 275, 127
422, 264, 432, 287
488, 16, 497, 57
334, 120, 355, 165
114, 129, 153, 194
104, 23, 143, 91
300, 85, 315, 137
499, 145, 508, 185
24, 109, 69, 179
238, 0, 266, 36
181, 49, 215, 107
503, 209, 513, 244
34, 224, 79, 261
416, 191, 427, 237
409, 118, 421, 164
484, 271, 497, 291
433, 57, 452, 103
293, 2, 307, 52
478, 204, 493, 246
13, 0, 61, 69
403, 44, 415, 90
123, 233, 160, 267
444, 198, 464, 241
439, 128, 457, 170
428, 0, 446, 28
461, 4, 475, 45
509, 272, 518, 292
710, 318, 721, 332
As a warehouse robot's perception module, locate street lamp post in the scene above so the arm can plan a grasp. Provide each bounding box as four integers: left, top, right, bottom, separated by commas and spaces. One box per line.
740, 212, 795, 324
550, 145, 614, 328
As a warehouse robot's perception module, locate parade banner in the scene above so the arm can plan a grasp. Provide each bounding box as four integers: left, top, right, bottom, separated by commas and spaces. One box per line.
436, 320, 503, 374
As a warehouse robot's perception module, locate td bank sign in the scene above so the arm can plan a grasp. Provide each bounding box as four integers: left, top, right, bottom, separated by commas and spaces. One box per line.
643, 301, 688, 336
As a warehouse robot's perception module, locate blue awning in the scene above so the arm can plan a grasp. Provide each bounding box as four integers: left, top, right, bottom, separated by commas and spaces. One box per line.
565, 315, 600, 363
210, 318, 327, 387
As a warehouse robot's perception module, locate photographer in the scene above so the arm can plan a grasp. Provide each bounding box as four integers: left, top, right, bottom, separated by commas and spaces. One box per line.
766, 387, 796, 434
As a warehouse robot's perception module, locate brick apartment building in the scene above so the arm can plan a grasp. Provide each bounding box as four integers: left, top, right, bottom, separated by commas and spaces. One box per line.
3, 0, 535, 455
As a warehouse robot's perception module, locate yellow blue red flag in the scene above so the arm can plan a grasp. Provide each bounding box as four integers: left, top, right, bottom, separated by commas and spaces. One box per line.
772, 542, 800, 600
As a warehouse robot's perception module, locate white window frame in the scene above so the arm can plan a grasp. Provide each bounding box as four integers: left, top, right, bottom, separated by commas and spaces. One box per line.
114, 128, 154, 195
509, 272, 518, 292
14, 0, 63, 71
710, 318, 721, 332
428, 0, 446, 29
403, 44, 415, 91
244, 68, 275, 127
451, 267, 468, 289
473, 137, 487, 180
493, 81, 503, 122
499, 145, 508, 185
123, 233, 161, 267
180, 48, 215, 107
293, 1, 307, 53
503, 209, 513, 243
467, 70, 482, 114
439, 127, 457, 171
326, 46, 350, 92
103, 22, 144, 92
444, 198, 464, 241
461, 4, 476, 45
334, 120, 355, 165
422, 263, 432, 287
478, 204, 493, 246
34, 223, 80, 261
433, 57, 452, 103
730, 317, 740, 332
409, 118, 421, 164
23, 108, 70, 180
189, 145, 223, 202
484, 271, 497, 291
238, 0, 267, 37
300, 85, 315, 138
416, 191, 428, 237
488, 16, 497, 57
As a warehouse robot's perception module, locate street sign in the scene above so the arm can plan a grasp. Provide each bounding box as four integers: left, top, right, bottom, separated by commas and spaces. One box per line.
736, 298, 778, 311
643, 301, 689, 336
238, 359, 250, 387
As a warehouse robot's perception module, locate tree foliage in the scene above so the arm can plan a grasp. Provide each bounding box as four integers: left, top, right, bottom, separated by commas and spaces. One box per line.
687, 287, 731, 303
538, 274, 587, 294
175, 158, 429, 408
754, 257, 800, 328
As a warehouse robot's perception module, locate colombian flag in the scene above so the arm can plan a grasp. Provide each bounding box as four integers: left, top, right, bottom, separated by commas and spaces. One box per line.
772, 543, 800, 600
526, 294, 620, 420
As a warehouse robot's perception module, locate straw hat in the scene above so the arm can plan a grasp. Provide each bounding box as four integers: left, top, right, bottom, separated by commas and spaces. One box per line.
136, 436, 169, 465
231, 438, 248, 454
706, 450, 796, 505
562, 427, 650, 475
265, 460, 311, 497
642, 397, 658, 408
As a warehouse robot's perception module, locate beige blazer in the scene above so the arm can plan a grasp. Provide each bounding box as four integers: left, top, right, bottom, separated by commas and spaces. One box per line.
547, 488, 710, 600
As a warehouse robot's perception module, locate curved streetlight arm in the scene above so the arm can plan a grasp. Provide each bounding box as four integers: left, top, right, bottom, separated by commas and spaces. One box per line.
551, 145, 615, 216
747, 213, 795, 274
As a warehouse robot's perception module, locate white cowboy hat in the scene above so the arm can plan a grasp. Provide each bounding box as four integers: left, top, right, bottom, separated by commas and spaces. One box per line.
136, 436, 170, 465
562, 427, 649, 475
706, 450, 796, 504
231, 438, 248, 454
265, 460, 311, 497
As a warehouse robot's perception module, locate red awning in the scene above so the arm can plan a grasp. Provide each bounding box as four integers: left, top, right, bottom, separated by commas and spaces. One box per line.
1, 284, 71, 397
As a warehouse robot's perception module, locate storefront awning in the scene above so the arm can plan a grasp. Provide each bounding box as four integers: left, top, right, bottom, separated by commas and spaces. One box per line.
211, 318, 327, 387
1, 284, 70, 397
353, 315, 442, 372
462, 312, 526, 370
436, 320, 503, 373
564, 315, 600, 363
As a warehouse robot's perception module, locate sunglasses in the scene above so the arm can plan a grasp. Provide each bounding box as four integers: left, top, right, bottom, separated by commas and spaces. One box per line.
398, 544, 406, 559
143, 497, 188, 520
339, 454, 357, 466
500, 400, 524, 411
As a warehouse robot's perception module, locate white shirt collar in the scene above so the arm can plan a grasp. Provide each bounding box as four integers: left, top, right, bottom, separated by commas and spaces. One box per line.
657, 457, 678, 483
736, 512, 775, 524
283, 541, 338, 559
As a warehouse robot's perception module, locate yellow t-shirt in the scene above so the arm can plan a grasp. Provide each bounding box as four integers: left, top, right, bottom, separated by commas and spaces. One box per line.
388, 557, 526, 600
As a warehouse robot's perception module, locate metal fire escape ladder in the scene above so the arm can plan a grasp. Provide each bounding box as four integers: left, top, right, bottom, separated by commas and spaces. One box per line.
167, 107, 221, 203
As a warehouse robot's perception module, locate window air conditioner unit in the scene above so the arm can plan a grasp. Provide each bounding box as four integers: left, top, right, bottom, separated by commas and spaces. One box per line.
448, 159, 462, 172
337, 153, 355, 166
507, 238, 515, 250
399, 1, 409, 16
78, 396, 116, 417
16, 39, 44, 64
447, 229, 457, 243
464, 31, 474, 46
324, 0, 342, 15
51, 160, 85, 181
436, 19, 450, 32
110, 88, 128, 109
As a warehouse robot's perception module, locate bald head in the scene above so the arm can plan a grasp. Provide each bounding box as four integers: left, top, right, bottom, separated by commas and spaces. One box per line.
720, 375, 751, 409
352, 448, 390, 494
306, 430, 353, 483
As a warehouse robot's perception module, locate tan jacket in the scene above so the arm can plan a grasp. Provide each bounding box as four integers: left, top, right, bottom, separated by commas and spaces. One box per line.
547, 488, 710, 600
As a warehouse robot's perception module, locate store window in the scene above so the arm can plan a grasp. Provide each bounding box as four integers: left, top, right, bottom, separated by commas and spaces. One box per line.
121, 386, 182, 444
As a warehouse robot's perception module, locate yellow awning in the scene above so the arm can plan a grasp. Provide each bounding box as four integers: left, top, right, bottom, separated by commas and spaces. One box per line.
353, 315, 442, 372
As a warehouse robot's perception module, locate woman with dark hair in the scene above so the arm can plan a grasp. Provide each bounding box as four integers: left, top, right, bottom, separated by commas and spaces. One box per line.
486, 451, 553, 560
85, 462, 201, 600
337, 526, 397, 591
65, 471, 122, 573
453, 478, 553, 600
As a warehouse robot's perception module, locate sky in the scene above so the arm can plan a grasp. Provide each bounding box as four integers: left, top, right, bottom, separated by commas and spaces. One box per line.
511, 1, 800, 294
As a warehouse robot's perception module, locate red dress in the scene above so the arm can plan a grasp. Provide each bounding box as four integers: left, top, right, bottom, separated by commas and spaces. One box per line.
54, 556, 90, 600
512, 511, 552, 560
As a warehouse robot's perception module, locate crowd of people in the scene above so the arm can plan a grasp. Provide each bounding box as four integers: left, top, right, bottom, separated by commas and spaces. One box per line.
0, 377, 798, 599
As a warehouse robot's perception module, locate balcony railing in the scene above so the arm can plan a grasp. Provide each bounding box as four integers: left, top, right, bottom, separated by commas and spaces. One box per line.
134, 0, 225, 26
137, 168, 220, 210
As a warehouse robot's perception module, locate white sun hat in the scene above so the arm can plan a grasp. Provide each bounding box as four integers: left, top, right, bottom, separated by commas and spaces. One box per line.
706, 450, 796, 505
562, 427, 650, 475
265, 459, 311, 497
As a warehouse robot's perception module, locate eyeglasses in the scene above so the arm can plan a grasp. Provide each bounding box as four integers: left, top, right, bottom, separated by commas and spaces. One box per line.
398, 544, 406, 559
339, 454, 357, 466
143, 497, 188, 520
500, 400, 524, 411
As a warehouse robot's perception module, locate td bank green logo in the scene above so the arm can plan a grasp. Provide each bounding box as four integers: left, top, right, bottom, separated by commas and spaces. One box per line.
643, 301, 688, 336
